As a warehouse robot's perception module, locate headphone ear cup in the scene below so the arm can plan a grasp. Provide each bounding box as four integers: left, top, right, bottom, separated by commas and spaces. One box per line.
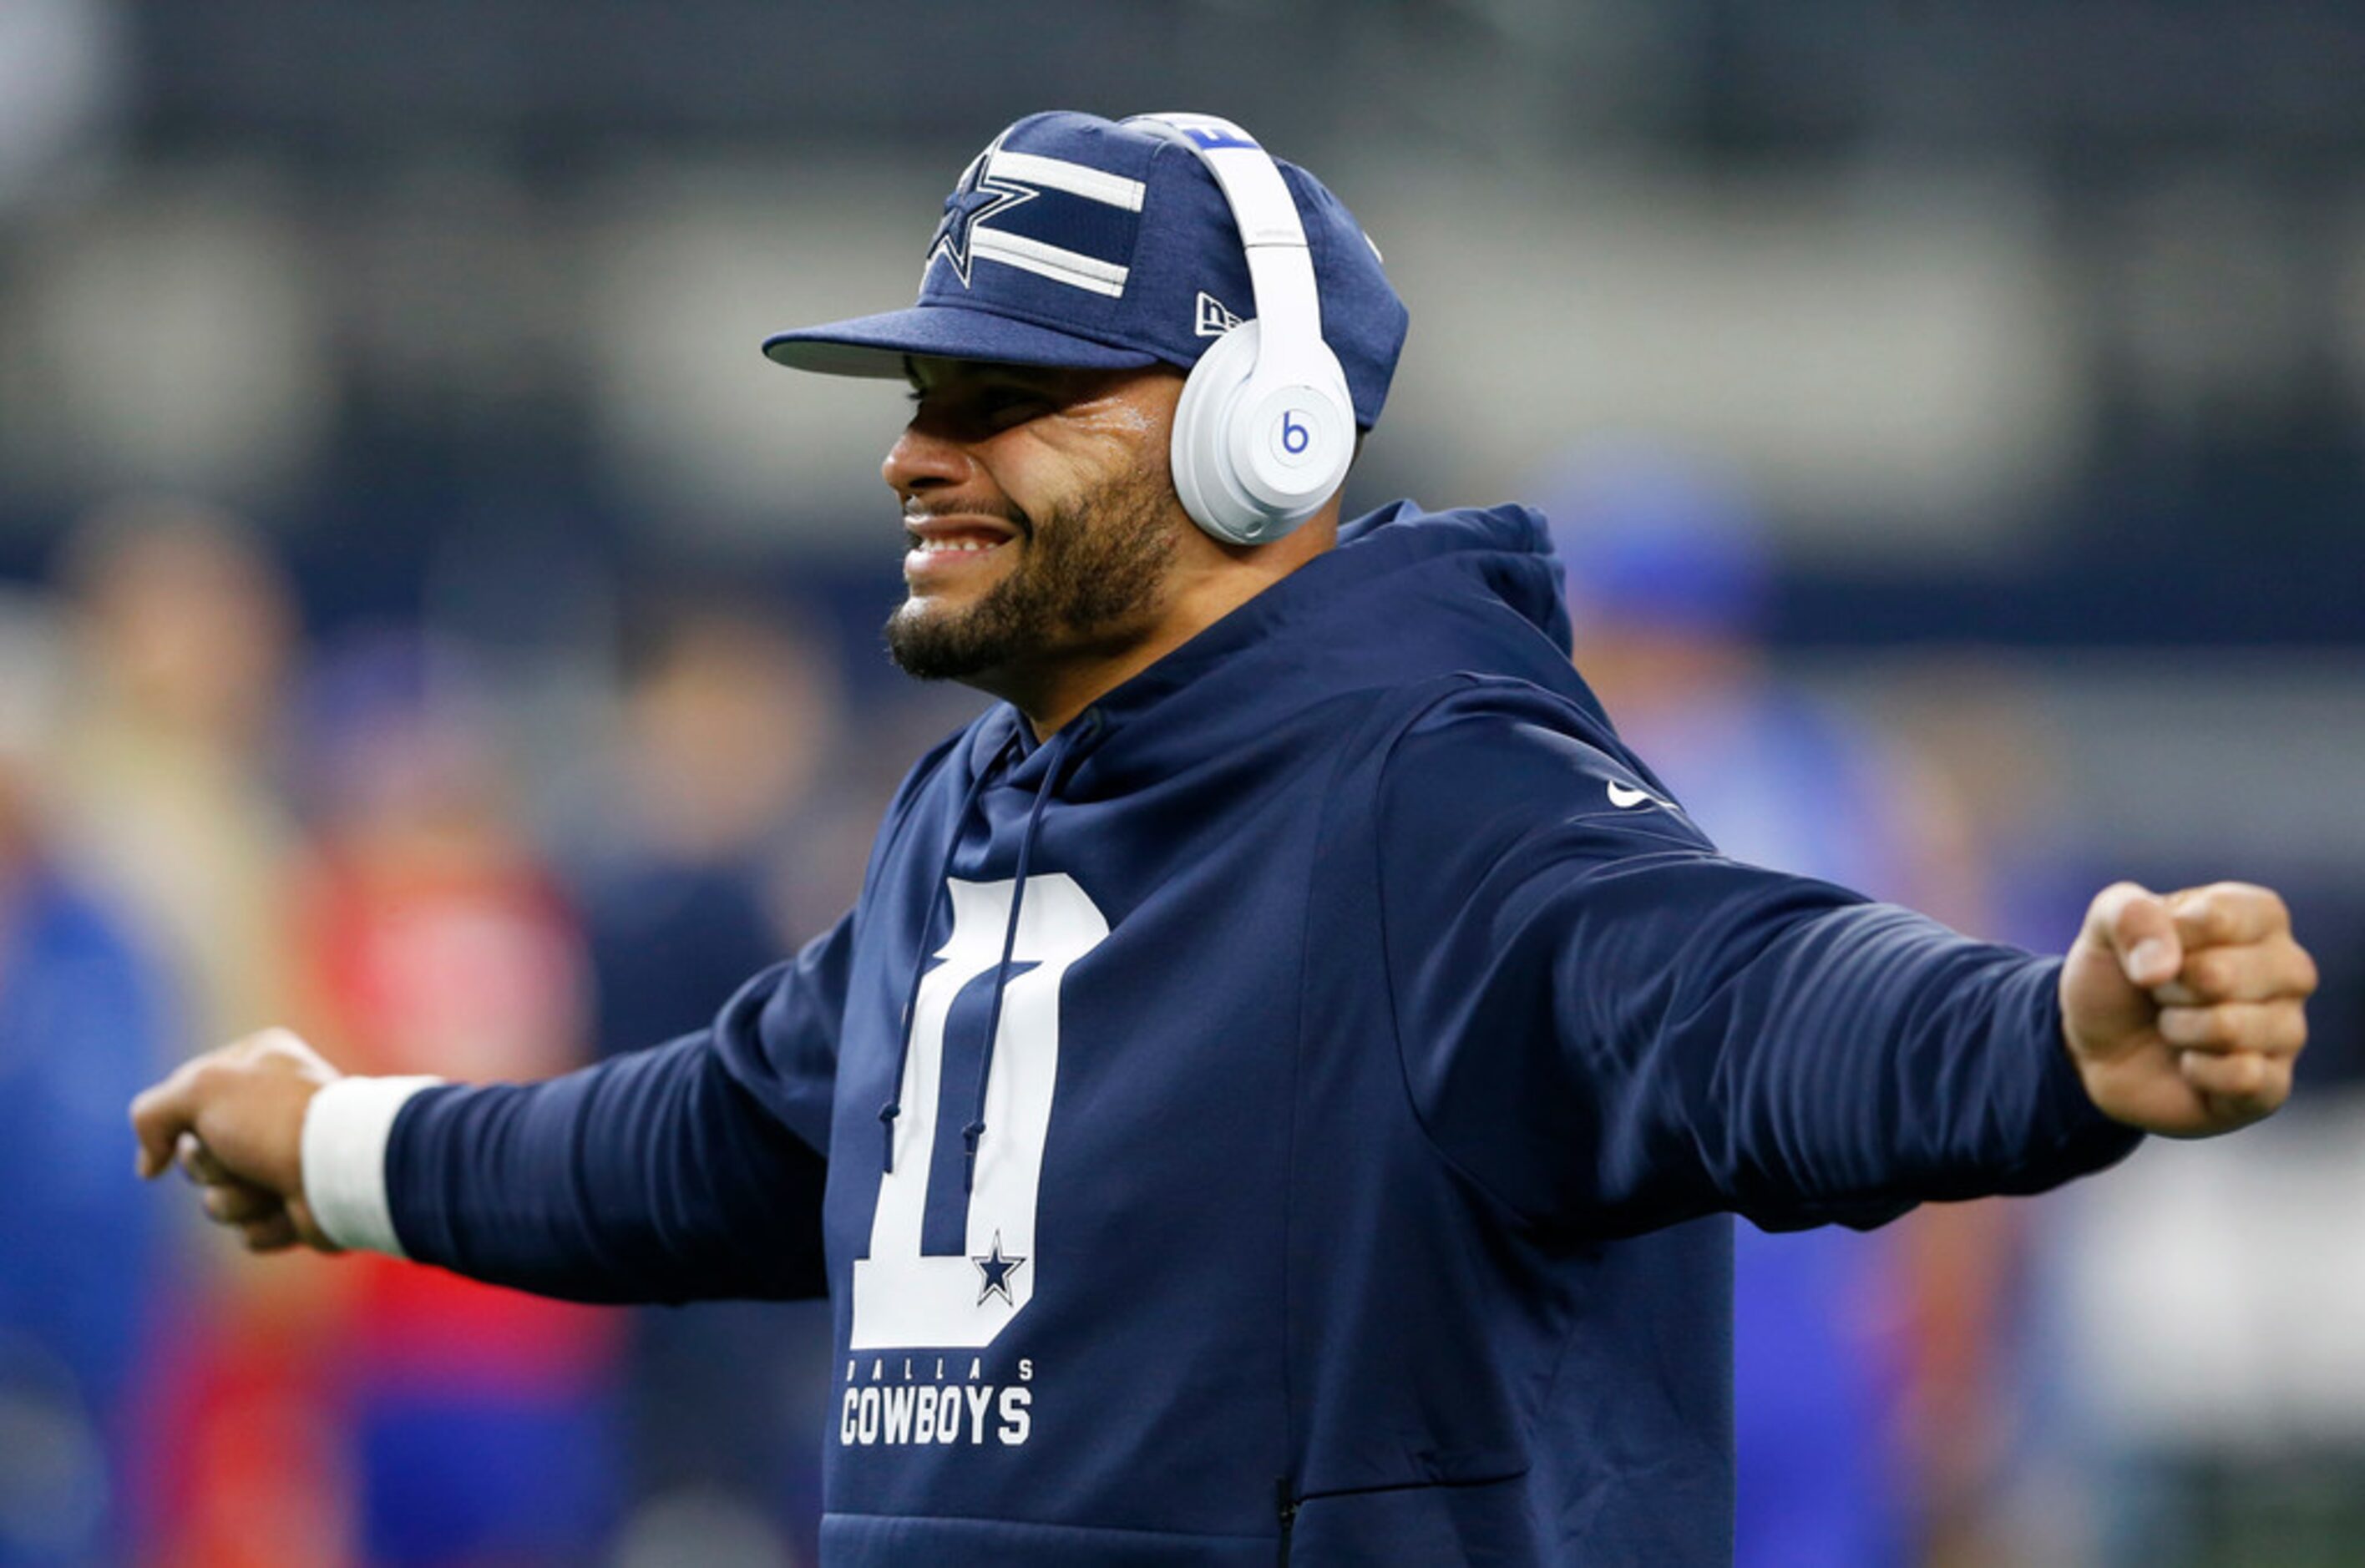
1170, 322, 1265, 544
1230, 339, 1354, 522
1171, 323, 1355, 546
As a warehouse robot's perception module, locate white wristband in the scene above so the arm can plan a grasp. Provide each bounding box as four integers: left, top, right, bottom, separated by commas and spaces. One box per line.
301, 1075, 443, 1257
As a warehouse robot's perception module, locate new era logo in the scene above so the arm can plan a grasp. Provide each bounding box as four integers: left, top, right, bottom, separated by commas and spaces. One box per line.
1194, 291, 1243, 337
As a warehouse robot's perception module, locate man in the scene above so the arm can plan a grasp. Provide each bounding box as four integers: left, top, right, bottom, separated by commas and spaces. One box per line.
133, 112, 2318, 1565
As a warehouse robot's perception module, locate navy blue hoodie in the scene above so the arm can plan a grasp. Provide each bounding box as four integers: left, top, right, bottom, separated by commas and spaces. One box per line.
382, 501, 2141, 1565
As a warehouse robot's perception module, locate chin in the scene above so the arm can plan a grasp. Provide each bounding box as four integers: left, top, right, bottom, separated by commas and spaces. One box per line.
894, 588, 972, 630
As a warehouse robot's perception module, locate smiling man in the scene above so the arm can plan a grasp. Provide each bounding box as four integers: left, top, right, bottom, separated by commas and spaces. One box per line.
133, 112, 2318, 1566
883, 359, 1276, 728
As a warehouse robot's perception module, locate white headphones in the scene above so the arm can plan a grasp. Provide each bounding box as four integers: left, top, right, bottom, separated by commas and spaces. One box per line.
1126, 113, 1356, 546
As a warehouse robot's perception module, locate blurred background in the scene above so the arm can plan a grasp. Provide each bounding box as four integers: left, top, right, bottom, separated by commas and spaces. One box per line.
0, 3, 2359, 1565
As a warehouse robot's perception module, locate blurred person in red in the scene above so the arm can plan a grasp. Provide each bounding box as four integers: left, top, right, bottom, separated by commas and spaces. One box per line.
571, 598, 845, 1565
0, 594, 180, 1566
291, 630, 621, 1566
1542, 442, 2026, 1568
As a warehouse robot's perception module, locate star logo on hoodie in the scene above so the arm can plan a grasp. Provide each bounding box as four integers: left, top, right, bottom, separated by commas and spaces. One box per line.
972, 1231, 1026, 1307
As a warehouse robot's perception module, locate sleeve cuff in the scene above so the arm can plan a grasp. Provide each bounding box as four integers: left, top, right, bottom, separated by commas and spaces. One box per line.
301, 1075, 444, 1257
2028, 959, 2148, 1173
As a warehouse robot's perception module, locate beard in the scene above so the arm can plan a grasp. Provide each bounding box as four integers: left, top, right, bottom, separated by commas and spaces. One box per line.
884, 459, 1181, 684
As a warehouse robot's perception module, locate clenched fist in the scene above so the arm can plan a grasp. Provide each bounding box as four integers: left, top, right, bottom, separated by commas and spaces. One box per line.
2062, 881, 2317, 1137
129, 1028, 345, 1252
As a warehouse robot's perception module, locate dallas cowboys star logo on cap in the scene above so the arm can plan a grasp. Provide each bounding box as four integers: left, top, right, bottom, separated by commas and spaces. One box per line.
972, 1231, 1026, 1306
929, 141, 1038, 290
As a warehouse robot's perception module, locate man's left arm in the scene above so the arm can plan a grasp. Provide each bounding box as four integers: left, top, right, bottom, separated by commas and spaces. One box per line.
1373, 685, 2318, 1236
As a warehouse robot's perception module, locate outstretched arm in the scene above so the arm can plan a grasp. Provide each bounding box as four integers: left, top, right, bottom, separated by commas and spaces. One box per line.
132, 913, 851, 1303
368, 1028, 828, 1302
1375, 686, 2317, 1235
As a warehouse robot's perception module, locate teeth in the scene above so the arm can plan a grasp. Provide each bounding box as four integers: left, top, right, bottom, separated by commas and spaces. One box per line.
914, 538, 1001, 553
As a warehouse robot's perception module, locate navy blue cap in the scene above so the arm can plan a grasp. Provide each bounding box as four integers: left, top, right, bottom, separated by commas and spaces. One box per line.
762, 111, 1410, 429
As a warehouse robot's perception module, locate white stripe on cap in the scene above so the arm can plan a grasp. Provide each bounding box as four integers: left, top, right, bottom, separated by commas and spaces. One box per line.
970, 230, 1129, 297
985, 149, 1147, 211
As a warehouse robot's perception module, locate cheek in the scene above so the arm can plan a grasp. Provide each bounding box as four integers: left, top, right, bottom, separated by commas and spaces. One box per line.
992, 415, 1174, 515
969, 443, 1071, 527
1062, 400, 1174, 482
1066, 399, 1162, 445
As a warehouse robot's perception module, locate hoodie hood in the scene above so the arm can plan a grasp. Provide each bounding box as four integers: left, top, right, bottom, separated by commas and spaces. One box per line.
896, 502, 1598, 1187
961, 499, 1598, 800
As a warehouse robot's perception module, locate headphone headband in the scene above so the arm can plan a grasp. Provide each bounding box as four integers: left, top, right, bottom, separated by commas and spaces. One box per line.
1123, 112, 1355, 544
1123, 114, 1295, 235
1125, 115, 1331, 372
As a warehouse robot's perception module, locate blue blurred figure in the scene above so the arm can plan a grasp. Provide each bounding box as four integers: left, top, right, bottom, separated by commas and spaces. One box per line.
571, 601, 845, 1568
0, 600, 178, 1567
1544, 443, 1959, 1568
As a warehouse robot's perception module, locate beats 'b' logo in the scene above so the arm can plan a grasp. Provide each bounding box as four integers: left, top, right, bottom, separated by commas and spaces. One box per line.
1279, 410, 1310, 456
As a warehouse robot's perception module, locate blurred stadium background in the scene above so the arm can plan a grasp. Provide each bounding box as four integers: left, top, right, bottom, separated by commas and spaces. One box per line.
1, 3, 2360, 1565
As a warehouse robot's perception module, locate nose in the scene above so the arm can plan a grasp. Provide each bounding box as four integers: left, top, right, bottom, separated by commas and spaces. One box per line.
882, 419, 970, 500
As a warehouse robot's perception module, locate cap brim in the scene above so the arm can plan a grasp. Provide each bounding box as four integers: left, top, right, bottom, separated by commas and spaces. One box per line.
763, 306, 1164, 378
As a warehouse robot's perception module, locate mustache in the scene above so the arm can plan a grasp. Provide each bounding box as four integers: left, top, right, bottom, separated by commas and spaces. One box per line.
902, 498, 1033, 538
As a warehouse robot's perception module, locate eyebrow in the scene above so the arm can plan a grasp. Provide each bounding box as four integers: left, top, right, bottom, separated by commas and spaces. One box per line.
904, 359, 1072, 395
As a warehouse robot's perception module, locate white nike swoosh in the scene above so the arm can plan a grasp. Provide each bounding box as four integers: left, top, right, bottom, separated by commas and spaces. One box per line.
1606, 781, 1658, 810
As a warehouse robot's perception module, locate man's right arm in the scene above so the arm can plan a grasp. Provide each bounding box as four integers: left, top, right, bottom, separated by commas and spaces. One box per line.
133, 910, 853, 1305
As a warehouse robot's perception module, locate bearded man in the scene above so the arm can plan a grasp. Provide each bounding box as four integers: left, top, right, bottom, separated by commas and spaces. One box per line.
134, 112, 2317, 1566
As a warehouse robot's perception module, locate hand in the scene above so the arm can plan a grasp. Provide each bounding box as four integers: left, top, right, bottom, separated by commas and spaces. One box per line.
129, 1028, 344, 1252
2061, 882, 2317, 1138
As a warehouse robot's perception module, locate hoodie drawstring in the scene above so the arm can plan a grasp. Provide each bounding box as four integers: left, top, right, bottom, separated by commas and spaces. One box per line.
960, 719, 1087, 1193
879, 735, 1014, 1173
